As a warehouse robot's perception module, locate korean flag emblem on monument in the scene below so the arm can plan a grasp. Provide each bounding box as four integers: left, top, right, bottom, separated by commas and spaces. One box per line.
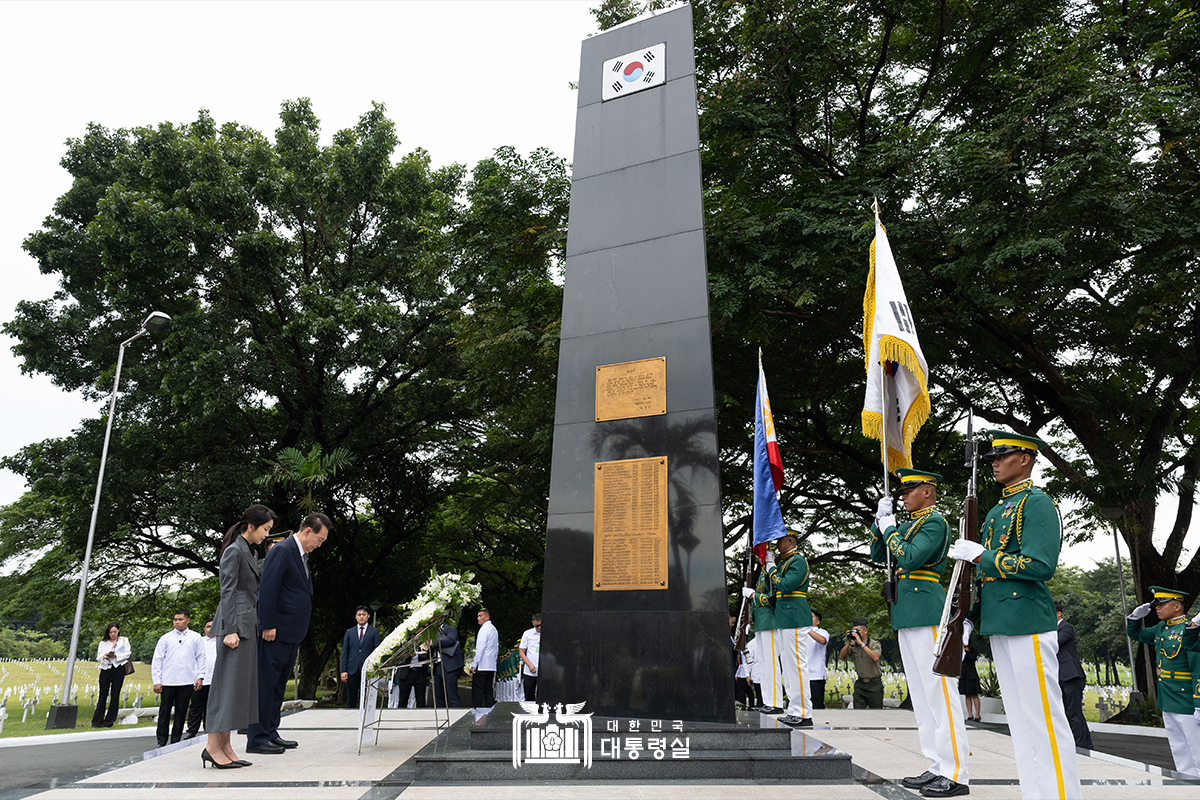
602, 42, 666, 101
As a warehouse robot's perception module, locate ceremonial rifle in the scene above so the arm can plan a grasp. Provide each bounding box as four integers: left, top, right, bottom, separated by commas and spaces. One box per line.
734, 538, 755, 652
932, 408, 979, 677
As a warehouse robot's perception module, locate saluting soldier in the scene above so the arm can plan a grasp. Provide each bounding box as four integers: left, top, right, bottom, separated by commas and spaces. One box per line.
769, 531, 813, 727
1129, 587, 1200, 776
948, 430, 1081, 800
872, 469, 969, 798
743, 552, 785, 714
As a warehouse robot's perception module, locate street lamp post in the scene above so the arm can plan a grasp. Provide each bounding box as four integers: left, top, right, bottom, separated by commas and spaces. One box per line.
47, 312, 171, 730
1099, 505, 1142, 704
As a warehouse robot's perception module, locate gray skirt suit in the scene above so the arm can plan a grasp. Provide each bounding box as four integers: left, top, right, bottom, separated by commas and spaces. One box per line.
206, 535, 260, 731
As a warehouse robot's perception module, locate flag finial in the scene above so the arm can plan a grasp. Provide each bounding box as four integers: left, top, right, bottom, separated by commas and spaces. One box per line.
872, 196, 880, 223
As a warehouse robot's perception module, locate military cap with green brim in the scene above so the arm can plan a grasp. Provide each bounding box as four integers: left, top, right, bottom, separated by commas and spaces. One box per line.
895, 468, 943, 489
1148, 586, 1191, 610
980, 429, 1048, 462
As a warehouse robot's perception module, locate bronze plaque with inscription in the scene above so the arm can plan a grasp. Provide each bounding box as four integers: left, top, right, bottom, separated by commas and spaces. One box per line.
593, 456, 668, 591
595, 357, 666, 422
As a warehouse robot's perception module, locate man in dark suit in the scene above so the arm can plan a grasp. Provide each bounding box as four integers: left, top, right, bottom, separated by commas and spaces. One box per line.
340, 605, 382, 709
392, 646, 430, 708
1056, 602, 1093, 749
246, 512, 330, 755
432, 623, 464, 708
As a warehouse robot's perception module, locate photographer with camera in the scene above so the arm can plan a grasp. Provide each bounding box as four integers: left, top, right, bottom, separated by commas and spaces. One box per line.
838, 616, 883, 709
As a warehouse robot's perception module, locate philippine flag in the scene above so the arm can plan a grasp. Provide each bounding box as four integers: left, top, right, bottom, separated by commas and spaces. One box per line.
752, 357, 787, 563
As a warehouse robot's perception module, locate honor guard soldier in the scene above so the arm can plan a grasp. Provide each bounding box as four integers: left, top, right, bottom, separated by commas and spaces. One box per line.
1129, 587, 1200, 776
769, 531, 813, 727
1183, 605, 1200, 761
743, 548, 785, 714
948, 430, 1081, 800
872, 469, 969, 797
739, 554, 787, 714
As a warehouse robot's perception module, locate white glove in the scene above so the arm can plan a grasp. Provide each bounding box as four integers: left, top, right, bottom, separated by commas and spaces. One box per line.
1129, 602, 1152, 619
765, 550, 776, 567
875, 496, 893, 519
949, 539, 985, 563
1190, 610, 1200, 627
742, 587, 756, 598
877, 514, 897, 533
963, 619, 974, 643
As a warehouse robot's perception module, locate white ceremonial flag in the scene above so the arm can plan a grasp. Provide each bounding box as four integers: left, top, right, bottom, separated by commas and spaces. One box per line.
861, 218, 930, 470
601, 42, 666, 102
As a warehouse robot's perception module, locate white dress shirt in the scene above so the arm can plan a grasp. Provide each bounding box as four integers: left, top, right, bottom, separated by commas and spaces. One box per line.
807, 627, 830, 680
201, 635, 217, 685
292, 532, 309, 577
519, 627, 540, 676
472, 620, 499, 671
734, 636, 750, 679
151, 627, 206, 686
96, 636, 131, 670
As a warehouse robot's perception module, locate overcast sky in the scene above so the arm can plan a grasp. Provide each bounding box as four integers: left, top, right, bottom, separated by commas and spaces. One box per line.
0, 1, 1175, 574
0, 0, 596, 498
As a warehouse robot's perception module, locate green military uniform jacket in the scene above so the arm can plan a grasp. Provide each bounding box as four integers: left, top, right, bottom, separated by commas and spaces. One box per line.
1182, 625, 1200, 709
966, 480, 1059, 636
1150, 620, 1200, 714
751, 568, 778, 632
769, 549, 812, 630
870, 507, 952, 630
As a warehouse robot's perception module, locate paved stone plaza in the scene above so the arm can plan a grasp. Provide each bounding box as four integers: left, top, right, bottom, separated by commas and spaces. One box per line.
1, 707, 1197, 799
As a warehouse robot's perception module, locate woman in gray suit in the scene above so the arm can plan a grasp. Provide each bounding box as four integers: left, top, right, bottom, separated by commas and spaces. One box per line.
203, 504, 277, 769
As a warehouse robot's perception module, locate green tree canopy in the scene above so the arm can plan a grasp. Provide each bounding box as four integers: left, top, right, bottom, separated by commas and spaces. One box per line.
592, 1, 1200, 611
1, 102, 569, 694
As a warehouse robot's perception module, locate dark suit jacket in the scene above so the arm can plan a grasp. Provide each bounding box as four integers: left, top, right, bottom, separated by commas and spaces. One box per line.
395, 657, 429, 681
340, 624, 381, 674
257, 536, 312, 644
434, 624, 465, 672
1056, 619, 1085, 683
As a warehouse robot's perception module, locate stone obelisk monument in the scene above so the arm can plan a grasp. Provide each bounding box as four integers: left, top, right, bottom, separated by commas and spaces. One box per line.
539, 5, 734, 723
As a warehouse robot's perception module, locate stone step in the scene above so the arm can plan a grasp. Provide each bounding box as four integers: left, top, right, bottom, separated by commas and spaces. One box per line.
414, 747, 852, 781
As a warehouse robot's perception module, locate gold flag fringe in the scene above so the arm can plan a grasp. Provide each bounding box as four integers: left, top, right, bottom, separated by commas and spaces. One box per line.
862, 236, 878, 375
860, 222, 931, 471
859, 334, 931, 470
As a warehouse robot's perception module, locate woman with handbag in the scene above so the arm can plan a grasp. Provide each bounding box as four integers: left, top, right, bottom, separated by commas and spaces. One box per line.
92, 623, 131, 727
203, 504, 277, 769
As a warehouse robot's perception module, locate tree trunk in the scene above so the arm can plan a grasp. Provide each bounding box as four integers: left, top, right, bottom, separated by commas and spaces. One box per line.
296, 629, 338, 701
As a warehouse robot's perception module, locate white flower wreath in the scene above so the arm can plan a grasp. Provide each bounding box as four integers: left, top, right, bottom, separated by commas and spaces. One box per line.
364, 570, 482, 676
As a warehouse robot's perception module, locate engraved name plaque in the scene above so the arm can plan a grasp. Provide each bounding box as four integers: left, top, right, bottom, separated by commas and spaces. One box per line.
595, 357, 666, 422
593, 456, 668, 591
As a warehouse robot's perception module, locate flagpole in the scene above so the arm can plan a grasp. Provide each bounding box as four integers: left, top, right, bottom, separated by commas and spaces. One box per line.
875, 202, 896, 604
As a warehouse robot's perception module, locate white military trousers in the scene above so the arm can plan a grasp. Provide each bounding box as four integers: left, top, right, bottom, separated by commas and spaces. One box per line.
1163, 710, 1200, 777
755, 629, 783, 709
898, 625, 969, 784
777, 626, 812, 720
990, 632, 1081, 800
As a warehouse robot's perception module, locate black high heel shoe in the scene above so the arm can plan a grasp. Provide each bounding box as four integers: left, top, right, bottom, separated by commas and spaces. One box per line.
201, 748, 242, 769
